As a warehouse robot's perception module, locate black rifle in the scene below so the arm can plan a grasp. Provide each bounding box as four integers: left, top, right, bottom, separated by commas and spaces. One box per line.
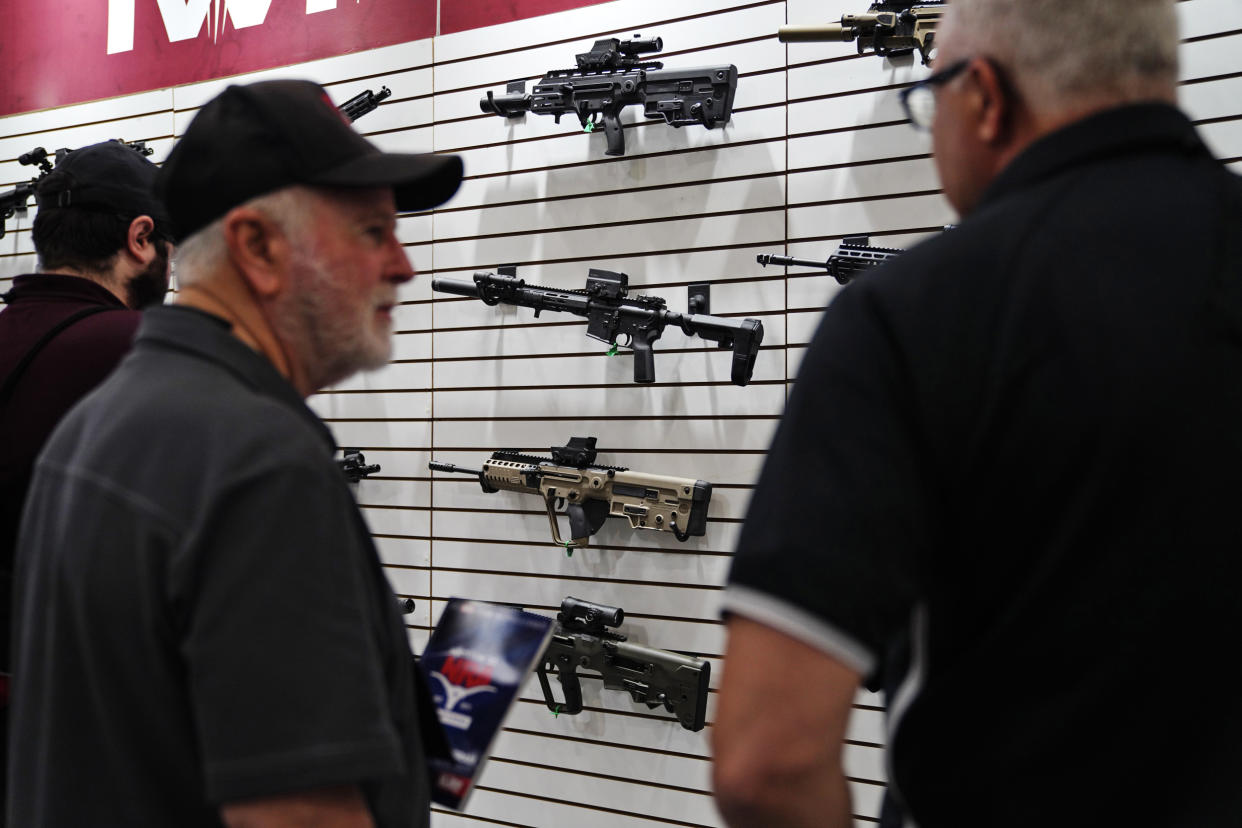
338, 448, 381, 482
757, 235, 904, 285
430, 436, 711, 552
338, 86, 392, 122
536, 596, 710, 732
778, 1, 944, 65
432, 267, 764, 386
479, 34, 737, 156
1, 140, 152, 240
1, 85, 388, 239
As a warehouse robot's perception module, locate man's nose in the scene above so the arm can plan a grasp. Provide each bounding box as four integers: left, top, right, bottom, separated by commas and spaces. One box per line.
387, 232, 415, 283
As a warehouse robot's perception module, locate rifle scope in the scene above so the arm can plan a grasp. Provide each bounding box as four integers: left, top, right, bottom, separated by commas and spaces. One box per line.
620, 36, 663, 55
17, 147, 49, 167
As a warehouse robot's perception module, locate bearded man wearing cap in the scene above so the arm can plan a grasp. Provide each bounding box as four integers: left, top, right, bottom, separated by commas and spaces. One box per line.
0, 139, 175, 822
9, 80, 463, 828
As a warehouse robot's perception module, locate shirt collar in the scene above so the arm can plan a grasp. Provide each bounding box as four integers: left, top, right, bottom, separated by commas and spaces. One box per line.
134, 305, 336, 451
2, 273, 128, 308
979, 103, 1210, 208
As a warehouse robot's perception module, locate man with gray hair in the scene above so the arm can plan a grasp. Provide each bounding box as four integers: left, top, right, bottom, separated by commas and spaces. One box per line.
715, 1, 1242, 826
10, 80, 462, 827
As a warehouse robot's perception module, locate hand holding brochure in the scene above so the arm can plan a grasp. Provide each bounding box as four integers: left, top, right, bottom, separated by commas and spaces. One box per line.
418, 598, 554, 810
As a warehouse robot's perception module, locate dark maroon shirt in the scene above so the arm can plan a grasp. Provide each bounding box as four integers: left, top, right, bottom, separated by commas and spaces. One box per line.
0, 274, 139, 672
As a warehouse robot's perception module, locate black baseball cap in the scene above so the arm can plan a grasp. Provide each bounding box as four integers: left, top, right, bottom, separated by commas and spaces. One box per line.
156, 79, 464, 239
35, 140, 173, 236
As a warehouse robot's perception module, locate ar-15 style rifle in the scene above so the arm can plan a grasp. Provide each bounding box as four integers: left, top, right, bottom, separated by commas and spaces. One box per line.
432, 267, 764, 386
338, 86, 392, 122
757, 235, 904, 285
778, 1, 944, 66
0, 139, 152, 240
479, 34, 737, 156
537, 596, 710, 731
429, 436, 711, 553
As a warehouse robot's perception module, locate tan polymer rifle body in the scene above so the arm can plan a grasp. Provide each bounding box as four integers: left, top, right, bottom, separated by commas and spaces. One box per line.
429, 437, 711, 552
779, 1, 944, 66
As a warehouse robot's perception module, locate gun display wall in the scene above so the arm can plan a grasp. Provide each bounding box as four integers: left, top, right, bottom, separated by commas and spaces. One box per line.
4, 1, 1238, 827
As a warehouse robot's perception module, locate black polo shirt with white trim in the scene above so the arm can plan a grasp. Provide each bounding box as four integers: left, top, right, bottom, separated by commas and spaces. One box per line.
727, 104, 1242, 827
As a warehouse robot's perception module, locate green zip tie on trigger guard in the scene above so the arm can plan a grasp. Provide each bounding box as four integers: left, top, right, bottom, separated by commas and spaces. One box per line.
584, 121, 595, 133
552, 705, 561, 718
606, 343, 619, 356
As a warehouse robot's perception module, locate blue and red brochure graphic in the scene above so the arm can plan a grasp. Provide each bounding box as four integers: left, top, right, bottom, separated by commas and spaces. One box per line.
418, 598, 554, 809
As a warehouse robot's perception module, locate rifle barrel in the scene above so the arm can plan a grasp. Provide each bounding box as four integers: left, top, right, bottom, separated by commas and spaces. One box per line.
778, 24, 854, 42
430, 278, 481, 298
428, 461, 482, 476
757, 253, 829, 270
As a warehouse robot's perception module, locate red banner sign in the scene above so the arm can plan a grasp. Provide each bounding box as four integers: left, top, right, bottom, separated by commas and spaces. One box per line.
440, 0, 612, 35
0, 0, 616, 118
1, 0, 437, 117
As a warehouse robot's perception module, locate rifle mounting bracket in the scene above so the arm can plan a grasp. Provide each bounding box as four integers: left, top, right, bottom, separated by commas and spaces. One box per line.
687, 282, 711, 317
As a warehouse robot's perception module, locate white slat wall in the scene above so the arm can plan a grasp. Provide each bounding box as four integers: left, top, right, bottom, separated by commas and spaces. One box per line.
1, 1, 1239, 826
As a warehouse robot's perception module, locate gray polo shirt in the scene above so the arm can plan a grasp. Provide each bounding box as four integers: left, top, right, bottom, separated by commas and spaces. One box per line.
10, 306, 429, 827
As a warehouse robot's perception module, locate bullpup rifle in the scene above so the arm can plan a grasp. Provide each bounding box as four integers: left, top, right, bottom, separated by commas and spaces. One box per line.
778, 1, 944, 65
537, 596, 710, 731
432, 267, 764, 386
338, 86, 391, 122
757, 235, 904, 285
479, 34, 737, 156
429, 436, 711, 553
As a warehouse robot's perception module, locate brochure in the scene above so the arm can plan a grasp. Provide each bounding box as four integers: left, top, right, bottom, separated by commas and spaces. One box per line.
418, 598, 554, 810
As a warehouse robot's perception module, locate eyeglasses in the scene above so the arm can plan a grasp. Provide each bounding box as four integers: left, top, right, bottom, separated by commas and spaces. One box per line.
898, 59, 969, 131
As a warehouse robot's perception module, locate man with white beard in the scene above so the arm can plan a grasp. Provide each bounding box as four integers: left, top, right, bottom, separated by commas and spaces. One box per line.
9, 80, 463, 828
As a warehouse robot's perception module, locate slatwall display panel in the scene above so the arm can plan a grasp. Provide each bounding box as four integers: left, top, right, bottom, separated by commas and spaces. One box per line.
427, 16, 788, 822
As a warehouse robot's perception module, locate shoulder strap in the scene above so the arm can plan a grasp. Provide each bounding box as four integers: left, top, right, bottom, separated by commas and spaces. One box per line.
0, 306, 118, 406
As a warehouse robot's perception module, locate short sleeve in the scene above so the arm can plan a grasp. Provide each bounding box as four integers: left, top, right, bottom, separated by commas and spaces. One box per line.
725, 283, 928, 683
178, 459, 404, 804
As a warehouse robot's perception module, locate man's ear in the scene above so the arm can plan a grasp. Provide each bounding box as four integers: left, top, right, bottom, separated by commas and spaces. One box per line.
125, 215, 157, 264
966, 58, 1012, 146
222, 207, 291, 298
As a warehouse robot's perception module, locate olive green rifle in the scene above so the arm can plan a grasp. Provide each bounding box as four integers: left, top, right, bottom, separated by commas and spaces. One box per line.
537, 596, 711, 732
429, 436, 711, 553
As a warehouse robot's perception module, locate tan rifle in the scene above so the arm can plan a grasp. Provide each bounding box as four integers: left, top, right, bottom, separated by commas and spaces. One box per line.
779, 1, 944, 66
429, 437, 711, 553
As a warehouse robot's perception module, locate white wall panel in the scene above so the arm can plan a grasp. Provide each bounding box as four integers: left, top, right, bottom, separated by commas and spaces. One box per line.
430, 382, 788, 419
5, 1, 1240, 827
